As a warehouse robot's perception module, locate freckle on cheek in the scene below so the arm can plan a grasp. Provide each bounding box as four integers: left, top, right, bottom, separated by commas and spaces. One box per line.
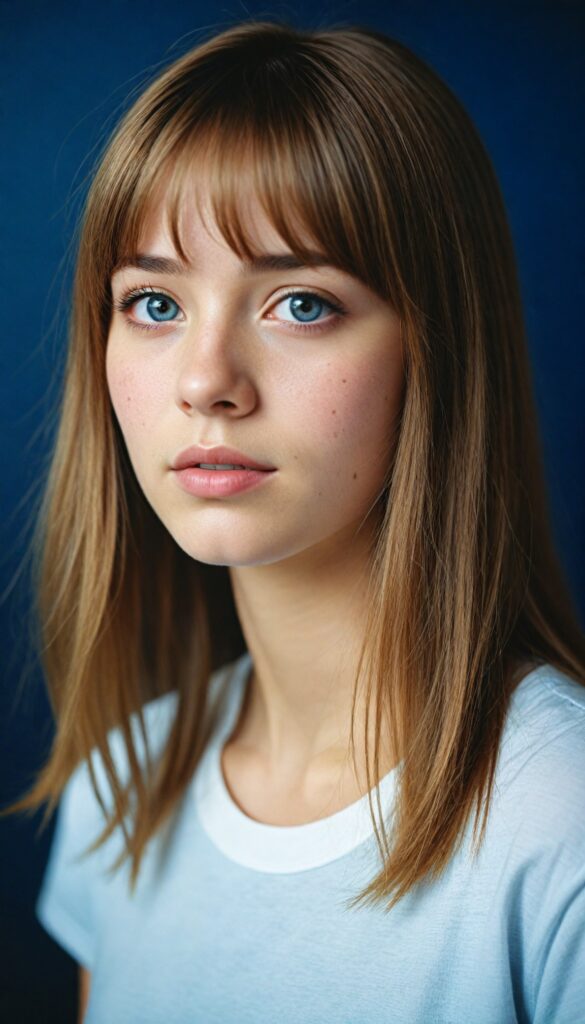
353, 472, 357, 479
331, 409, 336, 415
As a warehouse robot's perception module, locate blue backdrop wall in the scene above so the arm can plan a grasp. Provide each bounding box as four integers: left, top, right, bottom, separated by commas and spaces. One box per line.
1, 1, 583, 1020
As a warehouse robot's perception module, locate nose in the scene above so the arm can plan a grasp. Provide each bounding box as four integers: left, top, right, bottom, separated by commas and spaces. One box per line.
175, 314, 258, 417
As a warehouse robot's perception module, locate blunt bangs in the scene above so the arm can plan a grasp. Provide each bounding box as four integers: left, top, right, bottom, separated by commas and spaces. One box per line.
109, 52, 405, 312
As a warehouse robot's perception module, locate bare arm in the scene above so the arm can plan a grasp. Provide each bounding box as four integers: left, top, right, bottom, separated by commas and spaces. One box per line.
78, 966, 91, 1024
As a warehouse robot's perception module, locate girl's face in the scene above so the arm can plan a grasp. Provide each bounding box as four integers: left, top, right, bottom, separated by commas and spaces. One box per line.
106, 184, 404, 567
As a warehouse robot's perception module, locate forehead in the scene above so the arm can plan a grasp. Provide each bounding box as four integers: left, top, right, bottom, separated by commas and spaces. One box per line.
135, 176, 312, 261
112, 146, 371, 287
110, 173, 337, 283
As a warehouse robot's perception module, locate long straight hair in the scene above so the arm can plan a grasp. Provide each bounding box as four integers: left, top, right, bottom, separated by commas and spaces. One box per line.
4, 18, 585, 913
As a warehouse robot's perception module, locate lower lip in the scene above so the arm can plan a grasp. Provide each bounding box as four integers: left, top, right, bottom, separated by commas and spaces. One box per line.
172, 467, 277, 498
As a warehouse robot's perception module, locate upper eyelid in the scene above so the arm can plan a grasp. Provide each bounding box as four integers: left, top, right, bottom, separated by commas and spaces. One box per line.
114, 284, 185, 314
113, 284, 344, 315
114, 280, 338, 298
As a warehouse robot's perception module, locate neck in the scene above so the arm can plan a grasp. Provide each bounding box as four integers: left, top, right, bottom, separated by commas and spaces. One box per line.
227, 509, 388, 786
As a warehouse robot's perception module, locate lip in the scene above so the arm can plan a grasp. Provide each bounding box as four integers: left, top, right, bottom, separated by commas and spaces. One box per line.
173, 466, 276, 498
171, 444, 276, 472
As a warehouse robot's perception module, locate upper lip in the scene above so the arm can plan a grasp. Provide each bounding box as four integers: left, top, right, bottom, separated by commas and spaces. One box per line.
171, 445, 276, 471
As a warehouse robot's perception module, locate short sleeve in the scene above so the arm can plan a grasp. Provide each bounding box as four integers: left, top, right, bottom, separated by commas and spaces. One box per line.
531, 866, 585, 1024
35, 688, 181, 969
35, 675, 226, 970
35, 758, 108, 969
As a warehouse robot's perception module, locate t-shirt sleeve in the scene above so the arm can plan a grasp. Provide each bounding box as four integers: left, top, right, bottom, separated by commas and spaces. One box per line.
531, 864, 585, 1024
35, 756, 107, 969
35, 664, 238, 971
518, 685, 585, 1023
35, 689, 182, 969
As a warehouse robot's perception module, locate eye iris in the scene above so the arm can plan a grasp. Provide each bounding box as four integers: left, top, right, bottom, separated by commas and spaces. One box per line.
290, 295, 323, 322
146, 295, 177, 322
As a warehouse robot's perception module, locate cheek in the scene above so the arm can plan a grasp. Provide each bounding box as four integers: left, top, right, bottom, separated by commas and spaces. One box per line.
290, 344, 403, 511
105, 346, 161, 438
299, 358, 401, 455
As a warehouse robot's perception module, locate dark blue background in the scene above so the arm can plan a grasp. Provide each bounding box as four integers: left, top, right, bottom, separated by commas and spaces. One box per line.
1, 1, 583, 1019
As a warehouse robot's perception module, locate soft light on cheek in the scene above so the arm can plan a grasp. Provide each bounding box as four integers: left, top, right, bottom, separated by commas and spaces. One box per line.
308, 367, 387, 445
291, 378, 346, 445
105, 353, 149, 433
106, 341, 167, 426
106, 362, 135, 415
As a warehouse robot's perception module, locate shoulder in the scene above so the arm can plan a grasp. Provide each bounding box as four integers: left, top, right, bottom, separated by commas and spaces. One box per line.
501, 663, 585, 780
491, 666, 585, 1019
494, 663, 585, 862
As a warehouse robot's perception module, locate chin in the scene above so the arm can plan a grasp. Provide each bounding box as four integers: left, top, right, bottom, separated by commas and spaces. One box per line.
167, 529, 286, 568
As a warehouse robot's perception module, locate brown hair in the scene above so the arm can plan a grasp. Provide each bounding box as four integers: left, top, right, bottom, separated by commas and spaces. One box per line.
3, 18, 585, 913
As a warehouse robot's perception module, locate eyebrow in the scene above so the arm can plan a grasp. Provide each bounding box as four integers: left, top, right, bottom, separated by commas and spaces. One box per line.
110, 251, 336, 280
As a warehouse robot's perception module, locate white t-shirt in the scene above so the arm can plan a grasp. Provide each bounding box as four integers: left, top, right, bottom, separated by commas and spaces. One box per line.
36, 652, 585, 1023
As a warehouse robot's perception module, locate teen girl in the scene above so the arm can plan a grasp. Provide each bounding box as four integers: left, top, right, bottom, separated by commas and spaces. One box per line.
5, 18, 585, 1024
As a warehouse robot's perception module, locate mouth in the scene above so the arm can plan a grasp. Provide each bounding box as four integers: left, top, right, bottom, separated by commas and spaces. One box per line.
171, 445, 276, 472
194, 463, 264, 471
172, 463, 277, 498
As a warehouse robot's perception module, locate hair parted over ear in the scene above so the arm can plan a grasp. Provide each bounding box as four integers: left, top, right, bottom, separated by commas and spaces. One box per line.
3, 18, 584, 912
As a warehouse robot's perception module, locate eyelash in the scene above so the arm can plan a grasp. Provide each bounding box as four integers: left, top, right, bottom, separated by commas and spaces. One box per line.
112, 284, 347, 335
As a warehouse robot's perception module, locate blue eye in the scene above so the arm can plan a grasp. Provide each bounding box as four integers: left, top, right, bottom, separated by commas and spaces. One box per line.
113, 287, 181, 329
138, 293, 179, 322
113, 285, 346, 334
282, 293, 326, 322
